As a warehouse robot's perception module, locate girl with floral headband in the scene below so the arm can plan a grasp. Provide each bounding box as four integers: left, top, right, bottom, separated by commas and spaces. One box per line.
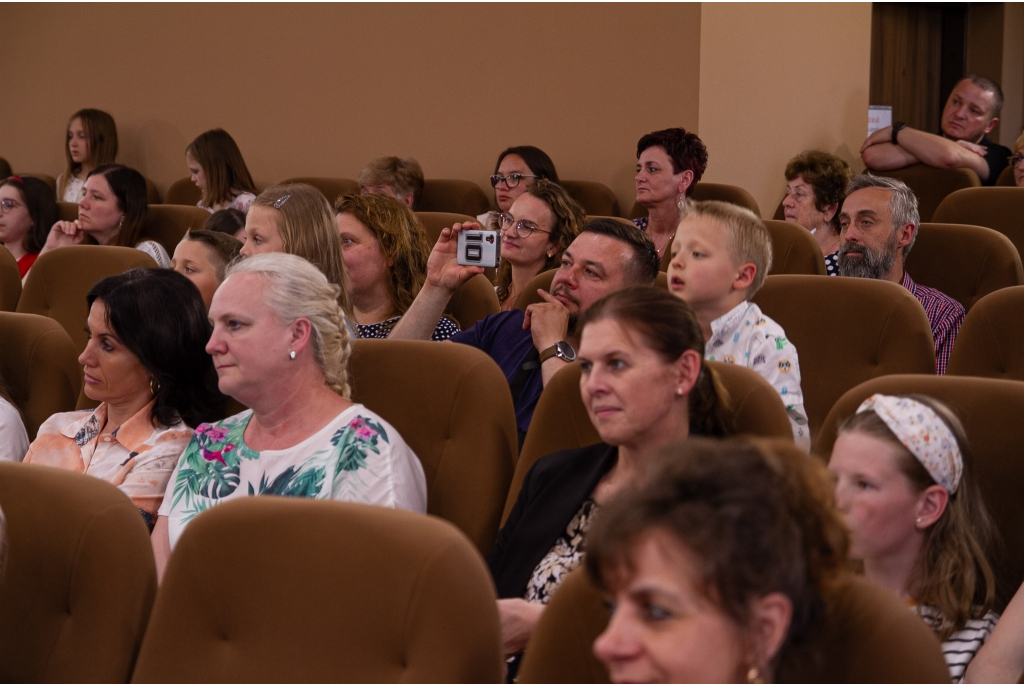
829, 394, 1024, 682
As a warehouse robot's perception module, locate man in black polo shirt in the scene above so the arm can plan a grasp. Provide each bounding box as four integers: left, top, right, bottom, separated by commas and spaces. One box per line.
861, 75, 1011, 185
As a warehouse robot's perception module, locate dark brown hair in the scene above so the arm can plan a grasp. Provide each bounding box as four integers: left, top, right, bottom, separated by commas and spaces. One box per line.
784, 151, 852, 235
61, 109, 118, 198
581, 218, 660, 287
493, 145, 560, 183
186, 129, 257, 209
183, 229, 241, 280
202, 208, 246, 237
0, 176, 58, 253
87, 164, 147, 248
636, 127, 708, 197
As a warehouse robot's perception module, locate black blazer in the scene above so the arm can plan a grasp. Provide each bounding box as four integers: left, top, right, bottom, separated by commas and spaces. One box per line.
487, 442, 618, 599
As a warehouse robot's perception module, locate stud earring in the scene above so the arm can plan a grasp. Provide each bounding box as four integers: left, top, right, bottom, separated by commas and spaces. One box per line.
746, 667, 763, 684
289, 350, 297, 360
676, 387, 684, 396
118, 216, 124, 229
915, 517, 922, 525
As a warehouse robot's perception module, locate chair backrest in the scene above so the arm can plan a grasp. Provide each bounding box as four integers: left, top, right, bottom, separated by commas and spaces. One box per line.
764, 220, 827, 275
630, 182, 762, 219
447, 272, 499, 330
751, 275, 936, 441
947, 286, 1024, 380
0, 245, 20, 311
0, 312, 80, 438
141, 176, 160, 204
815, 375, 1024, 602
57, 200, 78, 221
130, 497, 502, 683
933, 187, 1024, 266
876, 163, 981, 222
418, 179, 491, 216
504, 360, 793, 522
995, 165, 1015, 186
514, 268, 668, 310
163, 177, 202, 206
415, 211, 478, 244
0, 462, 156, 682
279, 177, 359, 205
905, 222, 1023, 312
139, 204, 211, 255
17, 245, 158, 354
562, 180, 621, 217
347, 339, 517, 555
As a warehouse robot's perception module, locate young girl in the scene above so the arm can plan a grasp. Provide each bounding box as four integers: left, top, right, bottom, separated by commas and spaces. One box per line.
185, 129, 258, 213
56, 109, 118, 202
0, 176, 58, 278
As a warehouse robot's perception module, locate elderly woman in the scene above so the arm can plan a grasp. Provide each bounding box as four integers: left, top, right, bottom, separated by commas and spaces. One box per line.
478, 146, 559, 231
0, 175, 58, 279
41, 164, 170, 267
24, 269, 222, 528
782, 150, 853, 276
488, 286, 732, 676
335, 193, 459, 340
170, 229, 242, 309
152, 253, 427, 581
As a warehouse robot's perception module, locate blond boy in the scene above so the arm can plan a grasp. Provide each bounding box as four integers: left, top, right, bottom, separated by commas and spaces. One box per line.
667, 200, 810, 449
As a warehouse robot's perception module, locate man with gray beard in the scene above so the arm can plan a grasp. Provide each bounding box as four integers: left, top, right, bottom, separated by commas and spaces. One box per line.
837, 175, 964, 374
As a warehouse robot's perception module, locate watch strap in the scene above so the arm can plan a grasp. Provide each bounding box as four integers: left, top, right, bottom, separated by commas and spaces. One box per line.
539, 344, 560, 363
891, 122, 907, 146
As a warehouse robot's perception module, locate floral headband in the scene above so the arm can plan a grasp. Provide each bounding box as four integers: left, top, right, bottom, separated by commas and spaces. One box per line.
856, 394, 963, 493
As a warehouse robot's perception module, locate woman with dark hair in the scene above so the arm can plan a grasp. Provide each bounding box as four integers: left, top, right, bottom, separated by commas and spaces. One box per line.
488, 286, 731, 675
56, 109, 118, 202
478, 145, 559, 230
170, 229, 242, 309
186, 129, 258, 213
782, 151, 853, 276
23, 268, 223, 529
0, 176, 58, 278
41, 164, 170, 267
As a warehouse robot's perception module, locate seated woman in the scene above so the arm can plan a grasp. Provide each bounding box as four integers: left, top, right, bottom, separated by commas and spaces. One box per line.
335, 193, 458, 340
186, 129, 258, 213
493, 179, 585, 311
478, 146, 559, 230
0, 371, 29, 462
203, 207, 247, 240
488, 286, 732, 674
24, 269, 222, 528
57, 108, 118, 203
588, 437, 849, 683
152, 253, 428, 581
41, 164, 170, 267
0, 176, 58, 278
782, 150, 852, 276
830, 394, 1024, 682
170, 229, 241, 309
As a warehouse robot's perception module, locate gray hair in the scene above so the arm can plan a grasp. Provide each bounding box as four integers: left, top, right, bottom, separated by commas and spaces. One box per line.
226, 253, 352, 398
845, 174, 920, 258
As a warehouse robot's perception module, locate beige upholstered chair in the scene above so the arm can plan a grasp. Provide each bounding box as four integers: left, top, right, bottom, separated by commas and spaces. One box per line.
279, 177, 359, 205
0, 245, 20, 311
562, 180, 621, 217
877, 163, 981, 221
946, 286, 1024, 380
933, 187, 1024, 267
418, 179, 491, 216
764, 220, 827, 275
631, 182, 762, 219
163, 177, 202, 206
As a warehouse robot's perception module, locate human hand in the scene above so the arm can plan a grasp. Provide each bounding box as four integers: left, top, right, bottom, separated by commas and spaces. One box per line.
42, 220, 86, 253
523, 289, 570, 351
497, 598, 546, 656
860, 126, 892, 153
424, 222, 484, 293
956, 139, 988, 156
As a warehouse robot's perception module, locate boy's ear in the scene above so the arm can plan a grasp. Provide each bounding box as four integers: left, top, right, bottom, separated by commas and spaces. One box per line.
733, 263, 756, 291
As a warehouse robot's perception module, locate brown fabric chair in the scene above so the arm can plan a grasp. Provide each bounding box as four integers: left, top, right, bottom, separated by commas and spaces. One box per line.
57, 200, 78, 221
514, 269, 668, 310
0, 245, 20, 311
815, 375, 1024, 602
17, 245, 157, 354
348, 339, 517, 555
143, 176, 161, 204
764, 220, 827, 275
933, 187, 1024, 267
0, 312, 81, 438
279, 176, 359, 205
751, 275, 936, 441
139, 204, 211, 255
562, 180, 621, 217
419, 179, 491, 216
503, 360, 793, 522
876, 164, 981, 222
416, 211, 478, 243
630, 182, 762, 219
130, 497, 503, 683
0, 462, 156, 682
947, 286, 1024, 380
163, 177, 202, 206
995, 165, 1015, 187
448, 272, 499, 331
905, 222, 1023, 312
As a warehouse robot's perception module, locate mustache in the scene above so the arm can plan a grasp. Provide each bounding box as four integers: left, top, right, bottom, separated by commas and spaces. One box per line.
837, 237, 898, 279
551, 284, 579, 307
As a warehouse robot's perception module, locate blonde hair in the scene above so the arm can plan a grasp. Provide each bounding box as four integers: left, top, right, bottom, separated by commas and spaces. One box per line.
681, 199, 773, 296
226, 253, 352, 398
252, 184, 351, 314
357, 156, 425, 208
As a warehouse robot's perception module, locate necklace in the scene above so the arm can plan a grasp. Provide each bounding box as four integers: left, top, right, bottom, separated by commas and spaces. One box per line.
656, 232, 677, 257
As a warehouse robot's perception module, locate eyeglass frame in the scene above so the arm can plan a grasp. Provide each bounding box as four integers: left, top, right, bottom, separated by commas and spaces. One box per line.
489, 173, 540, 189
0, 198, 23, 214
1010, 152, 1024, 167
498, 212, 551, 239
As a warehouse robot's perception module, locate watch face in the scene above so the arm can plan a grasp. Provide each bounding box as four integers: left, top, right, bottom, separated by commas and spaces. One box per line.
556, 340, 577, 362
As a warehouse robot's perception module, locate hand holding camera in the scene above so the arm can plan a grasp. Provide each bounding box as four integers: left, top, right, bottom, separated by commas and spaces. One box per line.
424, 221, 487, 294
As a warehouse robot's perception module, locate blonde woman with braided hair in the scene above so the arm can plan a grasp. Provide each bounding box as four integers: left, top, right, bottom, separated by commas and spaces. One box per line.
152, 253, 426, 582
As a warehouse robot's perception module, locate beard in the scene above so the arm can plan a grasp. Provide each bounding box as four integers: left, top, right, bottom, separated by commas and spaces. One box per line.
838, 232, 900, 280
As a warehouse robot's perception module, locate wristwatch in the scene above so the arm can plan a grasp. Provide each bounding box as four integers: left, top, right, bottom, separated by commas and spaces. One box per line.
891, 122, 907, 145
539, 340, 576, 364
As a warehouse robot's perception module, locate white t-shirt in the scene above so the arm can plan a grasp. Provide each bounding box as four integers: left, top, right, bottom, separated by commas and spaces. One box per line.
0, 397, 29, 462
59, 174, 86, 203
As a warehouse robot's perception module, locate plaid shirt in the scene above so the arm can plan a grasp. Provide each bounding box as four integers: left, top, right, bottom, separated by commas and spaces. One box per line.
901, 271, 964, 375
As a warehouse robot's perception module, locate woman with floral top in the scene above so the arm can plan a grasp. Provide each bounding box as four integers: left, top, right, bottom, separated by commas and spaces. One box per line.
152, 253, 427, 582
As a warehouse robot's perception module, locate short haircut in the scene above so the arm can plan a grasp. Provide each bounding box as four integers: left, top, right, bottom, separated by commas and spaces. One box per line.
0, 176, 58, 254
186, 129, 257, 209
784, 150, 853, 235
183, 229, 241, 280
844, 174, 920, 258
963, 75, 1004, 119
61, 109, 118, 198
87, 164, 148, 248
636, 127, 708, 196
580, 218, 659, 286
357, 156, 425, 209
494, 146, 560, 183
202, 208, 246, 237
682, 200, 773, 296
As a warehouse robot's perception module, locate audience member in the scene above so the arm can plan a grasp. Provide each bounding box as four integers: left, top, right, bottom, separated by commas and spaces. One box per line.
633, 127, 708, 265
334, 193, 458, 340
589, 437, 849, 683
152, 253, 427, 582
41, 164, 171, 267
239, 183, 352, 314
861, 76, 1011, 185
57, 109, 118, 202
186, 129, 258, 213
0, 157, 11, 179
389, 218, 659, 440
494, 179, 585, 310
1011, 131, 1023, 187
170, 229, 241, 309
0, 372, 29, 462
358, 156, 424, 209
782, 151, 853, 275
838, 174, 964, 374
202, 207, 247, 240
489, 287, 733, 674
0, 176, 58, 278
668, 200, 809, 448
479, 146, 559, 230
24, 269, 223, 529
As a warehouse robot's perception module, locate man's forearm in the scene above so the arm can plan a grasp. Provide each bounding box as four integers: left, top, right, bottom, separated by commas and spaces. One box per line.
893, 128, 989, 178
862, 142, 920, 170
387, 283, 453, 340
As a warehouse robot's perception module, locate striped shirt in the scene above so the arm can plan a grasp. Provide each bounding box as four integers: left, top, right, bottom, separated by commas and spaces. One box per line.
912, 604, 999, 682
901, 271, 964, 376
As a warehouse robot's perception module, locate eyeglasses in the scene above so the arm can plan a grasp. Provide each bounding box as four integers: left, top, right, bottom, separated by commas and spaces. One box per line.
1011, 153, 1024, 167
0, 198, 22, 214
490, 173, 539, 189
499, 213, 550, 238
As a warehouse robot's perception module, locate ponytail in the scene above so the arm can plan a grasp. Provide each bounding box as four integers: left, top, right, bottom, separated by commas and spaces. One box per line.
689, 365, 734, 437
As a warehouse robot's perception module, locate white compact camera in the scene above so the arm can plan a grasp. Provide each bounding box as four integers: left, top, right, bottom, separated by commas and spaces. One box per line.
457, 230, 501, 268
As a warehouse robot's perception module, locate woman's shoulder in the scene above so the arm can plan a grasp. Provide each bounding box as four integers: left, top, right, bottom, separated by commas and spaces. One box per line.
528, 442, 615, 481
36, 408, 96, 436
330, 403, 404, 444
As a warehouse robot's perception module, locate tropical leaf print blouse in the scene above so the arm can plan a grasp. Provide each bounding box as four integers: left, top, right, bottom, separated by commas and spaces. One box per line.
158, 404, 427, 549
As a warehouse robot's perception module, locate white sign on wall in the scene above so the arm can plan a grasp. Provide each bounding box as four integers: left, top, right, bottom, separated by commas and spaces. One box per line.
868, 105, 893, 136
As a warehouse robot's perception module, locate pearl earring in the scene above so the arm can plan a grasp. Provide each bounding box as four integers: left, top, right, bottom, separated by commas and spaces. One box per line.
915, 517, 922, 525
288, 350, 296, 360
676, 388, 684, 396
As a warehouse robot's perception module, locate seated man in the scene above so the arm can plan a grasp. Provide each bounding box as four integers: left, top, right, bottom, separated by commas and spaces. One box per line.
390, 218, 659, 440
861, 75, 1011, 185
838, 174, 964, 374
357, 156, 424, 209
